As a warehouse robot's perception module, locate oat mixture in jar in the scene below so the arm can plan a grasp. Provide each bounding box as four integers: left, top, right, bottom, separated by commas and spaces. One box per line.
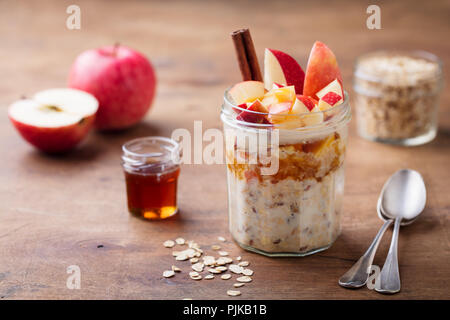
354, 51, 443, 146
221, 90, 351, 256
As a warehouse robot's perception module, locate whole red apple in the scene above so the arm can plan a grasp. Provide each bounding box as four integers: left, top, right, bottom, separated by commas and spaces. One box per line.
68, 45, 156, 130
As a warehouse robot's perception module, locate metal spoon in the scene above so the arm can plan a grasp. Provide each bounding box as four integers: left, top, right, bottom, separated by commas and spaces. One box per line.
338, 198, 393, 288
338, 169, 425, 289
375, 169, 426, 294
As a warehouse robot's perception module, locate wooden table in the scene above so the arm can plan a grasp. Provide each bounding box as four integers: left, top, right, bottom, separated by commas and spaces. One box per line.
0, 0, 449, 300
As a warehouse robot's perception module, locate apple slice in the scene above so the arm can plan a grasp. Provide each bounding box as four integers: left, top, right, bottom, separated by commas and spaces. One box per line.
272, 82, 285, 89
316, 79, 344, 102
303, 41, 343, 99
318, 91, 342, 111
267, 102, 292, 124
236, 100, 269, 124
264, 49, 305, 94
291, 95, 316, 113
229, 81, 265, 104
8, 88, 98, 153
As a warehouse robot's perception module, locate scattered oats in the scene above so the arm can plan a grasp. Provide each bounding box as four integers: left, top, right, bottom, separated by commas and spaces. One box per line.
236, 276, 252, 283
233, 283, 245, 288
227, 290, 241, 297
189, 271, 202, 280
204, 274, 215, 280
172, 251, 181, 257
187, 240, 199, 249
218, 251, 229, 256
195, 248, 203, 254
215, 266, 227, 272
211, 245, 221, 251
203, 256, 216, 266
163, 240, 175, 248
194, 251, 202, 258
163, 270, 175, 278
208, 268, 221, 274
185, 249, 197, 258
229, 264, 244, 274
217, 257, 233, 265
242, 269, 253, 276
171, 265, 181, 272
192, 262, 204, 272
175, 238, 185, 245
236, 256, 242, 261
190, 257, 199, 263
221, 274, 231, 280
238, 261, 249, 267
218, 236, 226, 242
175, 254, 189, 261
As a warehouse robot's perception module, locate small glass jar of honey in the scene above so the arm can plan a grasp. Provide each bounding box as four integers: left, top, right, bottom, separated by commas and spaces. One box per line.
122, 137, 181, 220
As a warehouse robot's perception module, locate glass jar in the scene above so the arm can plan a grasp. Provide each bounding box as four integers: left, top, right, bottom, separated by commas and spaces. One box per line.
220, 90, 351, 257
122, 137, 181, 220
354, 50, 443, 146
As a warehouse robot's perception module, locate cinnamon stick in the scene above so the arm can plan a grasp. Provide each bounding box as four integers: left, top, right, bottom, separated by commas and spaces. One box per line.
231, 28, 263, 82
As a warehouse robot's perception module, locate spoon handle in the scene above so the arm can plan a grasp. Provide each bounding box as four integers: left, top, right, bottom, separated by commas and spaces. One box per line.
375, 217, 401, 294
339, 219, 393, 288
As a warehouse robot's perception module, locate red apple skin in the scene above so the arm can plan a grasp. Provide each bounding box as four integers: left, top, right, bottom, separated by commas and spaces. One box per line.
269, 49, 305, 94
303, 41, 342, 99
68, 45, 156, 130
322, 92, 342, 105
295, 95, 316, 111
9, 114, 95, 153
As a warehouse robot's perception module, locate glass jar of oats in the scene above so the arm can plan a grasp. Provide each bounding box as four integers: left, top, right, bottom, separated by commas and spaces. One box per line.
221, 89, 351, 257
354, 50, 443, 146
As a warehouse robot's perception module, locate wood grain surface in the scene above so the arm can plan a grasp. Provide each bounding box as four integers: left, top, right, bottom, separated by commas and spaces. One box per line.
0, 0, 449, 300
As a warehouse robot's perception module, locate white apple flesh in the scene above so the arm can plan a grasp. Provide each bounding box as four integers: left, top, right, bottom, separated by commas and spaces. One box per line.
8, 88, 98, 153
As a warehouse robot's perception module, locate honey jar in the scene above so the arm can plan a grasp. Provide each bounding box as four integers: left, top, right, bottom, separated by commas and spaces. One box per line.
122, 137, 181, 220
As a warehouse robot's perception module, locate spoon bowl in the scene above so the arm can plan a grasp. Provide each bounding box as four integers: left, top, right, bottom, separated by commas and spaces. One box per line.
379, 169, 426, 222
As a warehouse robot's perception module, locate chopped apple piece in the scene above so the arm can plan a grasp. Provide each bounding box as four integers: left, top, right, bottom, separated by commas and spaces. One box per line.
318, 92, 342, 111
236, 100, 269, 124
272, 82, 285, 89
229, 81, 265, 104
273, 86, 296, 103
303, 41, 343, 99
264, 49, 305, 94
316, 79, 344, 103
291, 95, 316, 113
267, 102, 292, 124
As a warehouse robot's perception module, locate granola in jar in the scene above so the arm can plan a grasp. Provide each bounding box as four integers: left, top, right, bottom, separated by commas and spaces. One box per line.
354, 51, 443, 145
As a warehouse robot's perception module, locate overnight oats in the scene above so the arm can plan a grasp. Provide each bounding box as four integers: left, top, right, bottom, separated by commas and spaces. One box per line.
222, 37, 351, 256
354, 51, 443, 145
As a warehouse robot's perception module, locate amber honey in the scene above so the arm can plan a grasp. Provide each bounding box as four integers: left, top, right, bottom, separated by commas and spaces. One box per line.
124, 166, 180, 219
122, 137, 181, 220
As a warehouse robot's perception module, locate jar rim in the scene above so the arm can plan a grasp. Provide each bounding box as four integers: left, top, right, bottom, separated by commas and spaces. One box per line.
221, 88, 351, 133
122, 136, 181, 169
354, 50, 443, 83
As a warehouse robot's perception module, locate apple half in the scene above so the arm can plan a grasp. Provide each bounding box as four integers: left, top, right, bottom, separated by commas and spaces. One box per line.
264, 49, 305, 94
8, 88, 98, 153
